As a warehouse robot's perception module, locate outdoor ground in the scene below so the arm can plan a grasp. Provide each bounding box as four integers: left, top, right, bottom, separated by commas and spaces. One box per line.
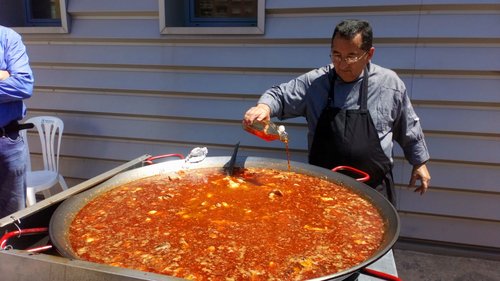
393, 243, 500, 281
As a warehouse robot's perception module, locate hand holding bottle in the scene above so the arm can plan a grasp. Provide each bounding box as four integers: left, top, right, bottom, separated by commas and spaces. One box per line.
242, 119, 288, 143
243, 103, 288, 142
243, 103, 271, 126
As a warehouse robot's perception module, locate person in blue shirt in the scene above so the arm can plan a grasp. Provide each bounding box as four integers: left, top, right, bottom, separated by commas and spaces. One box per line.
0, 25, 34, 218
243, 19, 431, 204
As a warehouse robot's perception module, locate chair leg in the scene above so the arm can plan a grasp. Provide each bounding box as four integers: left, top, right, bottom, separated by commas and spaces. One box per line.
26, 188, 37, 207
59, 174, 68, 190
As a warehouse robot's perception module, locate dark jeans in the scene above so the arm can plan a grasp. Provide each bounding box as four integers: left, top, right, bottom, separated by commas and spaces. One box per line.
0, 131, 27, 219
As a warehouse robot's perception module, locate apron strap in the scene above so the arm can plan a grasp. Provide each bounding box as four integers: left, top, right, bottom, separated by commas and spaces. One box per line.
327, 68, 337, 106
359, 66, 369, 111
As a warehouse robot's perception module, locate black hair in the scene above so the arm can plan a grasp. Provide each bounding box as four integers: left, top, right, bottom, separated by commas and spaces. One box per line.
331, 19, 373, 51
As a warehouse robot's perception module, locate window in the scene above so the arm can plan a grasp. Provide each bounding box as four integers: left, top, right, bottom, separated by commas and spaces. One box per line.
160, 0, 265, 35
188, 0, 257, 27
25, 0, 62, 26
0, 0, 70, 33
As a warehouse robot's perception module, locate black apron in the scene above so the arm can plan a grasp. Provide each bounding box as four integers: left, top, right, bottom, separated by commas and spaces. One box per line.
309, 67, 396, 204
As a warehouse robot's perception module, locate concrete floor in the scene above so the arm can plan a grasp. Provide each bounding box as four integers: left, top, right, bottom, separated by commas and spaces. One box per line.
392, 243, 500, 281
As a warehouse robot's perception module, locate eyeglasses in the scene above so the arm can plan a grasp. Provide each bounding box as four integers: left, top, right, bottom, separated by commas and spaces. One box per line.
330, 51, 368, 64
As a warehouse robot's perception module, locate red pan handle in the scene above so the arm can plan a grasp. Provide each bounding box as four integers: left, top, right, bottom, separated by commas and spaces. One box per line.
361, 268, 402, 281
0, 227, 53, 253
144, 153, 185, 165
332, 165, 370, 183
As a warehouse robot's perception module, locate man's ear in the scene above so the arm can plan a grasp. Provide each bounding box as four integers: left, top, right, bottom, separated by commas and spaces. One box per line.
366, 47, 375, 60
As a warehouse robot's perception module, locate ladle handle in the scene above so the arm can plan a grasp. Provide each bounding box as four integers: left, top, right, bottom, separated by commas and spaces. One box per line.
144, 154, 185, 165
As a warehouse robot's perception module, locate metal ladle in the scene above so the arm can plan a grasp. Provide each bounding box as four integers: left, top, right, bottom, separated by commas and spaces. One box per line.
225, 141, 240, 176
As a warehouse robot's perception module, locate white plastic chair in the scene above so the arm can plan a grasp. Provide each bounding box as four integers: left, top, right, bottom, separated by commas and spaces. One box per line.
22, 116, 68, 207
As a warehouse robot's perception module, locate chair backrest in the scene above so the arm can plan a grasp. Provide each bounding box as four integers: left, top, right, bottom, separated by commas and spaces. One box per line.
23, 116, 64, 173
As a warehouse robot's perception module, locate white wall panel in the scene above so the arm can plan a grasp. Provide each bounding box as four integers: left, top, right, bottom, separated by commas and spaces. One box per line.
267, 0, 422, 8
415, 106, 500, 135
28, 90, 257, 121
395, 161, 500, 193
399, 213, 500, 248
424, 134, 499, 164
265, 14, 422, 39
415, 46, 500, 71
267, 0, 500, 8
28, 44, 329, 69
411, 76, 500, 103
68, 0, 157, 12
60, 19, 161, 38
417, 13, 500, 38
28, 113, 307, 151
398, 188, 500, 220
30, 67, 296, 95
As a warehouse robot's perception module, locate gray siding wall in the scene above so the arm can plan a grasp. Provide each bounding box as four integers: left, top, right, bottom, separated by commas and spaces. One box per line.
19, 0, 500, 249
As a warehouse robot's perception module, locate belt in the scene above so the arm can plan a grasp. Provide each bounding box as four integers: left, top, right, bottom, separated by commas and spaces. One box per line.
0, 121, 34, 137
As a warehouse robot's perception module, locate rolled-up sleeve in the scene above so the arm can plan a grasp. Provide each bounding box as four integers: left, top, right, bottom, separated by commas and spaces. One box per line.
258, 79, 308, 119
258, 66, 331, 120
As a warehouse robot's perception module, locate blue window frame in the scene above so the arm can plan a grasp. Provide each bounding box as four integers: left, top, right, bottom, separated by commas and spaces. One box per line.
24, 0, 61, 26
160, 0, 264, 35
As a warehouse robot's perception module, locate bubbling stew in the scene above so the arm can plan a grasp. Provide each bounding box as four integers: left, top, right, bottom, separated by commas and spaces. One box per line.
69, 168, 385, 280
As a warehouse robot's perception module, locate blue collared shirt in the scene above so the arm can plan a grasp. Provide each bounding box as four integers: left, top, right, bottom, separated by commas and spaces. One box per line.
0, 25, 34, 127
258, 63, 430, 166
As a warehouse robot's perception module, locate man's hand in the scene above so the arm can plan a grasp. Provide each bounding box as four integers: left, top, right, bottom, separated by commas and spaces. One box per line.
0, 70, 10, 81
243, 103, 271, 125
409, 163, 431, 195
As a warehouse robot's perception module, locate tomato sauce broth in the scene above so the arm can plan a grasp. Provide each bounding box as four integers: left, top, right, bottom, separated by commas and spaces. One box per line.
69, 168, 385, 281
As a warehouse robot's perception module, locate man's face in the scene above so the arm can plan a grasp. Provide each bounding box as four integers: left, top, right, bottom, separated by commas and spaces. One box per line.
331, 33, 374, 82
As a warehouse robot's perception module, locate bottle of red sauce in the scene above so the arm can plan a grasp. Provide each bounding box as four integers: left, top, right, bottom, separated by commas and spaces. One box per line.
243, 120, 288, 143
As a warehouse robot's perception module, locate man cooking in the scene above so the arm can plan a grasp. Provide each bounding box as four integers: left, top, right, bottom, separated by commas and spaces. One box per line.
243, 19, 431, 204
